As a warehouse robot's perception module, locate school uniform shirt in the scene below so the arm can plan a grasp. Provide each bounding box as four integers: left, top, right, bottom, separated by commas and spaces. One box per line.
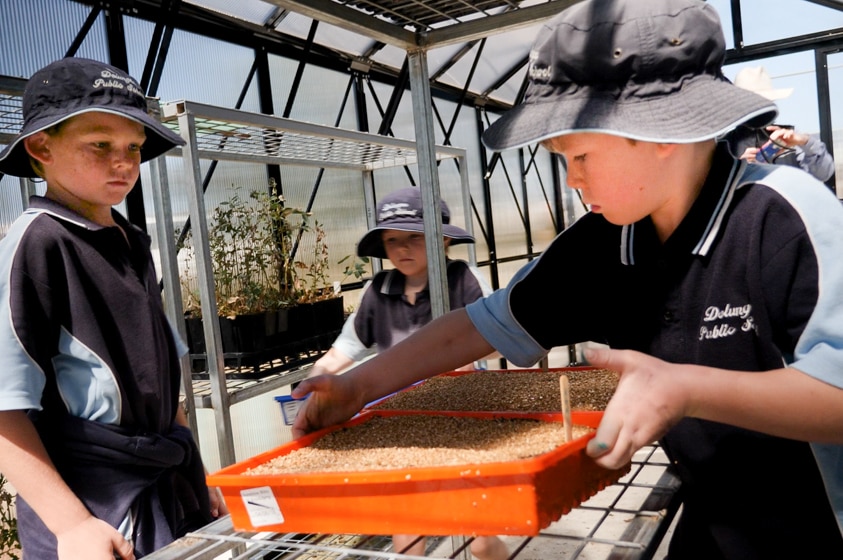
332, 259, 488, 361
0, 196, 210, 558
466, 144, 843, 560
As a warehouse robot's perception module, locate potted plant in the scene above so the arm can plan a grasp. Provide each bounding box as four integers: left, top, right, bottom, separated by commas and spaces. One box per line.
178, 179, 349, 372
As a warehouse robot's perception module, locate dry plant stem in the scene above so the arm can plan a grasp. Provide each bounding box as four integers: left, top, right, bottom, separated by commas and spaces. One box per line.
560, 375, 572, 443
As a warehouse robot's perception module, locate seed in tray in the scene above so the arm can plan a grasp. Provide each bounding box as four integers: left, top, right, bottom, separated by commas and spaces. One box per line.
372, 369, 619, 412
245, 415, 594, 475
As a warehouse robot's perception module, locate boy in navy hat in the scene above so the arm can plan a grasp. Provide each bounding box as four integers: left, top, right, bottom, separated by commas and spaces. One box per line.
292, 1, 843, 558
0, 57, 224, 559
311, 185, 481, 376
309, 186, 508, 559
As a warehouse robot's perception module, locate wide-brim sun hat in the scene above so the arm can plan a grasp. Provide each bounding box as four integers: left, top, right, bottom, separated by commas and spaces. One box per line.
482, 0, 778, 152
357, 186, 475, 259
733, 66, 794, 101
0, 57, 184, 178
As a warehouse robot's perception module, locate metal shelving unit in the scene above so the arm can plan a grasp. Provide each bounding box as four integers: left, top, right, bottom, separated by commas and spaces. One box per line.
144, 444, 681, 560
150, 100, 474, 467
189, 364, 314, 409
0, 76, 38, 207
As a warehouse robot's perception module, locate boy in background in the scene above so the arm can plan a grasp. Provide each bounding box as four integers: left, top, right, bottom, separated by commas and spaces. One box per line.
309, 186, 508, 560
293, 1, 843, 558
0, 57, 224, 559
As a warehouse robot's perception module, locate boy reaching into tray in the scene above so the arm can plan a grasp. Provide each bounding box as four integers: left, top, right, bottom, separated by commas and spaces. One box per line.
292, 1, 843, 558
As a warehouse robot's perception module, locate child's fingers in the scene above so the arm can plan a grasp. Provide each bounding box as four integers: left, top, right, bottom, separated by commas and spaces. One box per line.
586, 400, 631, 469
583, 346, 658, 469
583, 346, 625, 466
114, 535, 135, 560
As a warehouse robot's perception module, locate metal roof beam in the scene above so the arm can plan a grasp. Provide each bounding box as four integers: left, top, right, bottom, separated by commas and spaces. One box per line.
263, 0, 417, 48
804, 0, 843, 11
421, 0, 583, 49
725, 26, 843, 63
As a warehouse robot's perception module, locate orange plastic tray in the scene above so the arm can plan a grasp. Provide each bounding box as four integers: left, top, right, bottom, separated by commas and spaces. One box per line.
207, 409, 628, 536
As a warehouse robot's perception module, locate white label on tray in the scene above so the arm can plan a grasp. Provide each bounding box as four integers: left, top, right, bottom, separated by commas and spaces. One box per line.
241, 487, 285, 526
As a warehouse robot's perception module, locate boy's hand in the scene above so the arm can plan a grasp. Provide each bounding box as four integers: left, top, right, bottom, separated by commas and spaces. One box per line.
56, 516, 135, 560
583, 347, 688, 470
290, 373, 364, 438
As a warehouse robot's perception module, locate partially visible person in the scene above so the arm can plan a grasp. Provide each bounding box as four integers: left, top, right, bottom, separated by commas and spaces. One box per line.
731, 66, 835, 183
292, 2, 843, 559
0, 57, 225, 559
308, 186, 507, 560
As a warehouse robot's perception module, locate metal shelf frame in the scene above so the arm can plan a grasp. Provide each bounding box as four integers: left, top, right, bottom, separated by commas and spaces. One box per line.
0, 76, 38, 208
150, 99, 474, 467
144, 443, 681, 560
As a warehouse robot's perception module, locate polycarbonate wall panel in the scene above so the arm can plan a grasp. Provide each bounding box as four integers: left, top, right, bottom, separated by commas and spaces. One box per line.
266, 55, 299, 121
277, 60, 361, 131
0, 0, 108, 79
125, 18, 261, 112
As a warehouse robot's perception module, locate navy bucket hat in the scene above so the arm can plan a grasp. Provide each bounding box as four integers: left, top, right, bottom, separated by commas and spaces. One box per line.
356, 187, 475, 259
0, 57, 184, 178
482, 0, 778, 151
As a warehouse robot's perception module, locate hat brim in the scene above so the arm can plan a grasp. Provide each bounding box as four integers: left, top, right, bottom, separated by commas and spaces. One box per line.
0, 106, 184, 178
482, 75, 778, 151
357, 222, 475, 259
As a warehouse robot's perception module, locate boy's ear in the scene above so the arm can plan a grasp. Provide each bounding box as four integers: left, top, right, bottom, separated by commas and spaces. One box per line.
23, 133, 52, 166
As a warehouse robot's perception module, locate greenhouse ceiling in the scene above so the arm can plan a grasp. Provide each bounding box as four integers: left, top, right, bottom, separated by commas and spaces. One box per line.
76, 0, 843, 113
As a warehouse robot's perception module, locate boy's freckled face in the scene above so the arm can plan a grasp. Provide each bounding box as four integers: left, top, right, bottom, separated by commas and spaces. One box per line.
545, 133, 664, 226
32, 112, 146, 208
382, 230, 428, 278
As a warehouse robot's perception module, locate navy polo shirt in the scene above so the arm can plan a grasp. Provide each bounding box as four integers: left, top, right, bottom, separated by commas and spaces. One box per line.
0, 196, 210, 553
349, 259, 485, 354
467, 145, 843, 559
0, 196, 182, 432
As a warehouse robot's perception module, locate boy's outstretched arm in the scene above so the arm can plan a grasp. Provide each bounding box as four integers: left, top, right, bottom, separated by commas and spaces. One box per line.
585, 347, 843, 470
292, 308, 494, 437
0, 410, 135, 560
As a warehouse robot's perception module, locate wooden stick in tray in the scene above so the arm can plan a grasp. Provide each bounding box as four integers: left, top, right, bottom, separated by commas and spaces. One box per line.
559, 374, 573, 442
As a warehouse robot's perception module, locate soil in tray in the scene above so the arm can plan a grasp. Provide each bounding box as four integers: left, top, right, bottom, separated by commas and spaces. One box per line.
371, 368, 619, 412
245, 414, 594, 475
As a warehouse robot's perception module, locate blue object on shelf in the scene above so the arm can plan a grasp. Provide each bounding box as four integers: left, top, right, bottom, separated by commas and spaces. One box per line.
275, 395, 305, 426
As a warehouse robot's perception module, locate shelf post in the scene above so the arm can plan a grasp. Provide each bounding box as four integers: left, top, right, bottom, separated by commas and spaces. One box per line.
407, 49, 449, 318
176, 107, 237, 467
